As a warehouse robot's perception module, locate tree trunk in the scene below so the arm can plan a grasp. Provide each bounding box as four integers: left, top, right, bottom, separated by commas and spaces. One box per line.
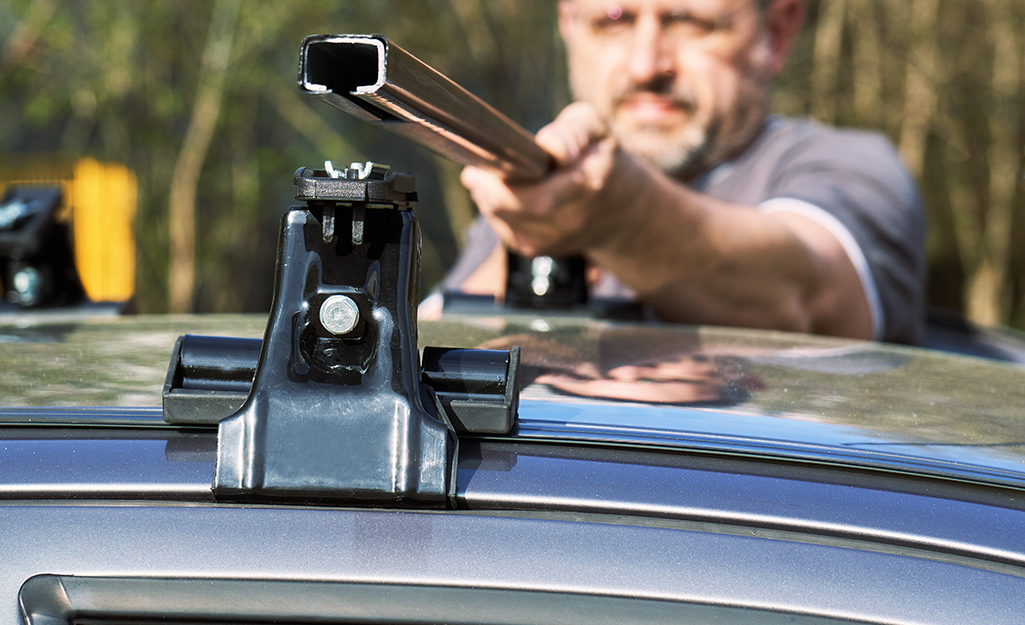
811, 0, 848, 124
898, 0, 941, 178
167, 0, 240, 313
965, 0, 1022, 326
849, 0, 883, 128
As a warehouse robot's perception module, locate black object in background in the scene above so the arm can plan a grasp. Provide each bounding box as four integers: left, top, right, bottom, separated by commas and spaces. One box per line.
0, 186, 85, 308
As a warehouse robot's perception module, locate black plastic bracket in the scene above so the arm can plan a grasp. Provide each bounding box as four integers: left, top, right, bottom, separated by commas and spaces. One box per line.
212, 163, 457, 506
162, 334, 258, 424
421, 346, 520, 435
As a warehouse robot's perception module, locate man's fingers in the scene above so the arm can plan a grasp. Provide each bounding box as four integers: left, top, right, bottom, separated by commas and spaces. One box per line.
535, 102, 609, 167
459, 165, 487, 191
580, 137, 617, 191
461, 166, 523, 213
534, 137, 617, 208
463, 164, 561, 220
553, 101, 608, 143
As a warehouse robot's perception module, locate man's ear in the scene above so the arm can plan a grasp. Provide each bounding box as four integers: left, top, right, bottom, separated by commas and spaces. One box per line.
764, 0, 805, 75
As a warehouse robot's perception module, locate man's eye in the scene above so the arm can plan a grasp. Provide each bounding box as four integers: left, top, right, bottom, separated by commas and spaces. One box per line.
663, 10, 720, 37
590, 12, 637, 35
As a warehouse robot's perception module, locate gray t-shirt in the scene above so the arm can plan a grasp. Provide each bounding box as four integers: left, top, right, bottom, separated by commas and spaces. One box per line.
441, 117, 927, 345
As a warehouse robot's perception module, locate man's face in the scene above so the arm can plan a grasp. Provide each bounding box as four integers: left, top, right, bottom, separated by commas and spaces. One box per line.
560, 0, 781, 178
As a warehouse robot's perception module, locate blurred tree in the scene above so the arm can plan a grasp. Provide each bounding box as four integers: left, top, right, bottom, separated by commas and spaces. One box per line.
168, 0, 240, 313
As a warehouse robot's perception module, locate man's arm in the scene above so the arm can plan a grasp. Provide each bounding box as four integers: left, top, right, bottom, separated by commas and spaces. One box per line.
458, 103, 872, 339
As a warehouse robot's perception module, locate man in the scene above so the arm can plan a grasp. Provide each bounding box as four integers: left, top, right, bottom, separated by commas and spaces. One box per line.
438, 0, 926, 344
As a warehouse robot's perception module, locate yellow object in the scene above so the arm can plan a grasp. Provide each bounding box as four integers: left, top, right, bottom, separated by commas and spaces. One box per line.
70, 159, 137, 303
0, 157, 137, 303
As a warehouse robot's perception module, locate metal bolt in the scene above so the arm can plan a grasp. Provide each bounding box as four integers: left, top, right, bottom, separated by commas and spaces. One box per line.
11, 266, 43, 307
320, 295, 360, 335
531, 256, 555, 296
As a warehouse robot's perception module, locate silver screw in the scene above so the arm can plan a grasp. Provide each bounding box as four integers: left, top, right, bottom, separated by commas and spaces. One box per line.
320, 295, 360, 335
12, 266, 43, 307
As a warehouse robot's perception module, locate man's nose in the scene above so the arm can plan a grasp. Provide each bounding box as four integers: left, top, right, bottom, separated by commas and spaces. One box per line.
627, 14, 675, 84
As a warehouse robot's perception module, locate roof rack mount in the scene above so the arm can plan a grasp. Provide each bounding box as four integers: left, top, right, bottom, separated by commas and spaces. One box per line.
163, 163, 519, 508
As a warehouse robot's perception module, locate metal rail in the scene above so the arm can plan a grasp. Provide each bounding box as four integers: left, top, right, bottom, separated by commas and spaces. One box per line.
299, 34, 551, 180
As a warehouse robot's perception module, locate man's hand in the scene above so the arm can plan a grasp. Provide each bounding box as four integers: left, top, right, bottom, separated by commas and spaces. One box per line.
460, 102, 623, 258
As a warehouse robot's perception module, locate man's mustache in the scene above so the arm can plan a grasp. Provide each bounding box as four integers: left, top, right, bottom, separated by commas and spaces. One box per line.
611, 82, 698, 113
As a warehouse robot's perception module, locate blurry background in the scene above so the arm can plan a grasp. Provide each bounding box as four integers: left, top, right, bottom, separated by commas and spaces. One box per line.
1, 0, 1023, 330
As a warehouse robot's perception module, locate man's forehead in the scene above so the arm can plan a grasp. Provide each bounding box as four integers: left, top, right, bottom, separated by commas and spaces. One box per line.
564, 0, 749, 11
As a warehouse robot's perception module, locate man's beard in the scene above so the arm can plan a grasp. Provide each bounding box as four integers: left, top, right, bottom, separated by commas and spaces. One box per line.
605, 82, 719, 180
605, 80, 768, 181
611, 114, 720, 180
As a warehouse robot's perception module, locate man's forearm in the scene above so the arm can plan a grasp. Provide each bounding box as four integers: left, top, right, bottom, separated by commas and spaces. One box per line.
586, 153, 871, 338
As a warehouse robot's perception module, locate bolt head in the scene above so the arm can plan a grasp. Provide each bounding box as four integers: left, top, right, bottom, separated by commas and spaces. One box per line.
320, 295, 360, 335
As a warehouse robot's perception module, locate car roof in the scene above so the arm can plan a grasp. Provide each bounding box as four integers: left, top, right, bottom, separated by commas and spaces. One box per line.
6, 311, 1025, 625
3, 312, 1025, 492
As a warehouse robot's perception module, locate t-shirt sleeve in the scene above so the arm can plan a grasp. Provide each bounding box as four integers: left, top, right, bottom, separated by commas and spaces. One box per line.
759, 129, 927, 345
437, 216, 500, 292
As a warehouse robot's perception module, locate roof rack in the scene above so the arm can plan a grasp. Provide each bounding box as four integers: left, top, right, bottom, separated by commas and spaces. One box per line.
163, 162, 519, 508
